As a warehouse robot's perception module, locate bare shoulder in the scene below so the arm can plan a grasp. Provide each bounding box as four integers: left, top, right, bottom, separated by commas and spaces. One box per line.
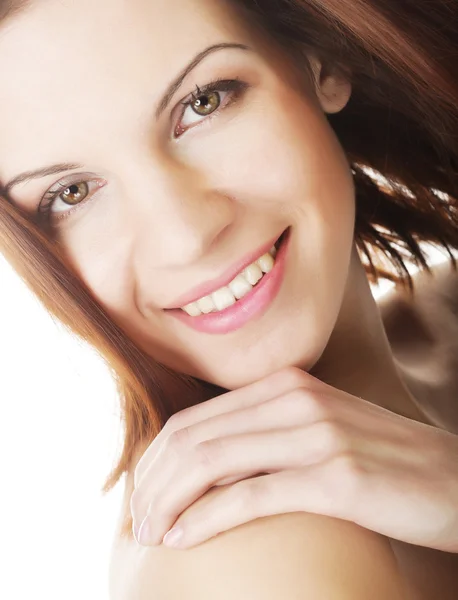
111, 482, 408, 600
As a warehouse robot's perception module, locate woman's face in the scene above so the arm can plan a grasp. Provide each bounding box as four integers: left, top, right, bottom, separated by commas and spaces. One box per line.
0, 0, 355, 390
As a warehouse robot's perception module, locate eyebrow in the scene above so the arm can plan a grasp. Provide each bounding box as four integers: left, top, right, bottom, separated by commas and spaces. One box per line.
2, 163, 84, 198
1, 42, 251, 199
155, 42, 250, 119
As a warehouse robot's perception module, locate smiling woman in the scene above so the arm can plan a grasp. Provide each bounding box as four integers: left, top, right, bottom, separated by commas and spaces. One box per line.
0, 0, 457, 598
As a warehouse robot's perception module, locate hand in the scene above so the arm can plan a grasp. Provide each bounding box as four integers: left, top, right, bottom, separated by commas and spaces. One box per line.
130, 366, 458, 551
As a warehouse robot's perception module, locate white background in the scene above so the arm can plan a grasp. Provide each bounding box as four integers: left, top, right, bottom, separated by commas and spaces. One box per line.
0, 246, 450, 598
0, 255, 124, 599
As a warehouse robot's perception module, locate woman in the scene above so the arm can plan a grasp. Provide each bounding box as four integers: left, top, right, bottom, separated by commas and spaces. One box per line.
1, 0, 457, 598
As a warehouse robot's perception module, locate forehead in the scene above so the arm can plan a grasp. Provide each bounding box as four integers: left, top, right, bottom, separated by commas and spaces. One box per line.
0, 0, 250, 106
0, 0, 256, 185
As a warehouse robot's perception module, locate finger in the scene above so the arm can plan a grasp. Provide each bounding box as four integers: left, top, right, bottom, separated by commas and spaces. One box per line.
160, 462, 367, 549
131, 397, 411, 537
165, 451, 436, 550
162, 473, 293, 549
133, 366, 324, 486
139, 422, 366, 545
135, 388, 331, 494
167, 443, 436, 551
131, 395, 332, 536
134, 380, 398, 497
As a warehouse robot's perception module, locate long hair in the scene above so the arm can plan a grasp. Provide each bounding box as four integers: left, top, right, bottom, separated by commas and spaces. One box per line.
0, 0, 457, 540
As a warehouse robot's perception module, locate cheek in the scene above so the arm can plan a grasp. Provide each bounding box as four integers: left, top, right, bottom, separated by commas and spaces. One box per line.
183, 89, 354, 228
217, 89, 356, 349
61, 215, 135, 315
187, 89, 356, 291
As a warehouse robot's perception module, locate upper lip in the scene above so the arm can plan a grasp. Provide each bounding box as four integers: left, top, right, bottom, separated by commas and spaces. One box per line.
164, 230, 284, 310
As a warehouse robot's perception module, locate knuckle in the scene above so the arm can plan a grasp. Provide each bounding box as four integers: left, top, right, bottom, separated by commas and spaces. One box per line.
332, 452, 366, 497
164, 411, 185, 431
193, 438, 223, 471
281, 366, 308, 387
231, 480, 261, 516
317, 420, 350, 456
279, 387, 330, 421
166, 405, 195, 430
314, 452, 365, 518
165, 426, 193, 455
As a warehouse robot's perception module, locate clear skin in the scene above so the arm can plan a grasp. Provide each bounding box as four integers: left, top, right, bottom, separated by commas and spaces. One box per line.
0, 0, 427, 422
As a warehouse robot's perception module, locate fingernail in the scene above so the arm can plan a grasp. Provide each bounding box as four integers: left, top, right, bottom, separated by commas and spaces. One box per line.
137, 516, 150, 545
163, 526, 184, 548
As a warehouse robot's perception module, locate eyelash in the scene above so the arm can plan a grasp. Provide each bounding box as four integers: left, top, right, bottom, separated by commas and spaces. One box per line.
37, 77, 248, 225
174, 76, 247, 138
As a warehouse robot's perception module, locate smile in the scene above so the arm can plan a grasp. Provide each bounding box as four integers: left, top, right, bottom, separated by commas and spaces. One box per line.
165, 227, 291, 334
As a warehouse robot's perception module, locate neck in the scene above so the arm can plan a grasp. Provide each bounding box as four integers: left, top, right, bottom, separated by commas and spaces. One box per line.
309, 246, 430, 424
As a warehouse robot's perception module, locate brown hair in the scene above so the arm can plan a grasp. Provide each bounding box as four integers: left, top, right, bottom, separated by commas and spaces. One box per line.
0, 0, 457, 540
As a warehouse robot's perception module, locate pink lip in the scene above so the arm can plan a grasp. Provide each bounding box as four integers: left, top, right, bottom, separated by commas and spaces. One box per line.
164, 230, 285, 310
165, 227, 291, 334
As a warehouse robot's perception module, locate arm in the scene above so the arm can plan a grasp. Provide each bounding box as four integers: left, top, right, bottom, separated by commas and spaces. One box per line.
126, 487, 409, 599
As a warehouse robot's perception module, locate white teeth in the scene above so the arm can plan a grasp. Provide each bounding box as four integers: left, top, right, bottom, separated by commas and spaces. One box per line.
212, 287, 236, 311
256, 252, 274, 273
229, 274, 253, 299
181, 246, 279, 316
243, 263, 263, 285
196, 295, 214, 314
182, 302, 201, 317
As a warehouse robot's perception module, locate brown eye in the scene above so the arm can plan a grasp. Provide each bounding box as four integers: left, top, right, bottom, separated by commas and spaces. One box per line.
191, 91, 221, 116
175, 79, 248, 138
60, 182, 89, 206
38, 178, 106, 226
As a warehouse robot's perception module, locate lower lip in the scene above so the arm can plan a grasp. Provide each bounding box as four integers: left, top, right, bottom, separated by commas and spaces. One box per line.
165, 227, 291, 335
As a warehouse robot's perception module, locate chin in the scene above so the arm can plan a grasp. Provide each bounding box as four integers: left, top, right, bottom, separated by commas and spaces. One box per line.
192, 336, 323, 391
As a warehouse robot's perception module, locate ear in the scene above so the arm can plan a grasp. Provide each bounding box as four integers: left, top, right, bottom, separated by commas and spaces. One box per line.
309, 57, 352, 114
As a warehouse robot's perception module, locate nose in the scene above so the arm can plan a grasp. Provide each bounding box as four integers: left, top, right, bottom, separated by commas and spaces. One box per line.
128, 156, 236, 270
